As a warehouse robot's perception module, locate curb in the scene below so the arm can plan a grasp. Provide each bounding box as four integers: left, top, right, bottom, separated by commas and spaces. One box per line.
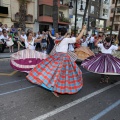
0, 57, 10, 61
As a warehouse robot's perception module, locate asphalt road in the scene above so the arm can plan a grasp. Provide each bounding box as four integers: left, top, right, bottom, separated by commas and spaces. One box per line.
0, 59, 120, 120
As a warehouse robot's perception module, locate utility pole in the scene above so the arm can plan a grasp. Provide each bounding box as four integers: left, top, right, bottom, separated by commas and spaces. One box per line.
74, 0, 77, 36
82, 0, 90, 26
110, 0, 118, 38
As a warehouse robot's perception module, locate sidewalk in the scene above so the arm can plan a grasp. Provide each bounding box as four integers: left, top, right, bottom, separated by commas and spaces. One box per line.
0, 48, 21, 59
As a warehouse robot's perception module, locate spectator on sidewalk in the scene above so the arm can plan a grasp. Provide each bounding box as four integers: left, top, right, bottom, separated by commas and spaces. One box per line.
6, 34, 14, 53
4, 24, 9, 32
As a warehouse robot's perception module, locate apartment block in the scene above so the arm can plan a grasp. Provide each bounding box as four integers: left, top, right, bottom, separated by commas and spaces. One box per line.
107, 0, 120, 31
0, 0, 37, 31
38, 0, 70, 32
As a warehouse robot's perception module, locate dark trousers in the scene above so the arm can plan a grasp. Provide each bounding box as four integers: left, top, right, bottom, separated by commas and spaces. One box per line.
88, 43, 94, 50
0, 43, 6, 53
47, 44, 54, 54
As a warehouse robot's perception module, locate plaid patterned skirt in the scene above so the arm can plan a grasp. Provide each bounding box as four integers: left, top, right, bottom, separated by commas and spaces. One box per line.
81, 53, 120, 75
26, 52, 83, 94
50, 45, 78, 62
10, 49, 48, 72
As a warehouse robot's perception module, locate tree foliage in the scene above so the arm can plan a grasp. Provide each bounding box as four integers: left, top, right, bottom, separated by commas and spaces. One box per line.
17, 0, 27, 31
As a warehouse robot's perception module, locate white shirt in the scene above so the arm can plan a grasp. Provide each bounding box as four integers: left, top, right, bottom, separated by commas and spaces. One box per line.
0, 34, 3, 39
36, 34, 42, 38
0, 27, 2, 32
56, 37, 76, 53
25, 38, 35, 50
81, 39, 89, 47
4, 28, 9, 31
0, 34, 3, 43
90, 36, 94, 43
1, 35, 8, 42
98, 43, 118, 54
21, 34, 27, 40
51, 36, 56, 40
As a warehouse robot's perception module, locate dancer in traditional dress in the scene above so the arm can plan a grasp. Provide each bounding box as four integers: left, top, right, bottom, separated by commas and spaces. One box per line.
10, 31, 48, 73
82, 37, 120, 83
75, 35, 94, 61
26, 26, 86, 97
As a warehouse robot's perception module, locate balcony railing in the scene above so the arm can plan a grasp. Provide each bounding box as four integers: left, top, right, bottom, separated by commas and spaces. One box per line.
114, 21, 120, 24
15, 13, 33, 22
59, 16, 69, 23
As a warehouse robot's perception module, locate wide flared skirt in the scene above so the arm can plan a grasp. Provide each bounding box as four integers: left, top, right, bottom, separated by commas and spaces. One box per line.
26, 52, 83, 94
10, 49, 48, 72
81, 53, 120, 75
75, 46, 95, 61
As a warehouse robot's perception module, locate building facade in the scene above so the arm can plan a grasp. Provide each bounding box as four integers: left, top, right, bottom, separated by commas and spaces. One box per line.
107, 0, 120, 32
38, 0, 70, 32
69, 0, 87, 33
88, 0, 111, 33
69, 0, 111, 34
0, 0, 38, 32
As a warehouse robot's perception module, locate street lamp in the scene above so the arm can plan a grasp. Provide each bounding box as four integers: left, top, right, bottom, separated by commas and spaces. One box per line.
69, 0, 73, 9
80, 0, 84, 11
69, 0, 84, 36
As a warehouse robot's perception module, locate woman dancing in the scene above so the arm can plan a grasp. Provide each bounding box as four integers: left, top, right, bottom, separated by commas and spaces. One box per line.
26, 26, 86, 97
82, 37, 120, 83
10, 31, 48, 73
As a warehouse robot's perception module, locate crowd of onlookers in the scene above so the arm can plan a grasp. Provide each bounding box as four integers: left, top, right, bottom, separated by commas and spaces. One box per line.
0, 22, 119, 54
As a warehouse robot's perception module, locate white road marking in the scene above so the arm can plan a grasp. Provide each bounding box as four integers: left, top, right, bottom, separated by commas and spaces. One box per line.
32, 81, 120, 120
90, 100, 120, 120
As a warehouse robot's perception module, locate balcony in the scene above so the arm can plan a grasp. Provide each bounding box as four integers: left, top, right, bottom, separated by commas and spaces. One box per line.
115, 12, 120, 15
114, 21, 120, 24
14, 13, 33, 23
38, 16, 53, 23
38, 0, 53, 6
59, 3, 69, 9
59, 16, 70, 25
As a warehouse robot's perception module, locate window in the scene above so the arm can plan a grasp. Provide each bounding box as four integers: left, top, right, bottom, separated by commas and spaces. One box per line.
59, 11, 63, 17
103, 9, 108, 17
115, 16, 119, 21
39, 5, 52, 17
116, 7, 120, 13
112, 0, 115, 4
110, 17, 113, 21
44, 5, 52, 16
111, 8, 114, 13
104, 0, 109, 4
39, 5, 43, 16
90, 6, 94, 14
60, 0, 63, 5
114, 25, 118, 31
118, 0, 120, 4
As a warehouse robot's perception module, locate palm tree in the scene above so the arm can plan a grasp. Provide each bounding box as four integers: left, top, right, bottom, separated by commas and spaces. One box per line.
18, 0, 27, 31
53, 0, 58, 33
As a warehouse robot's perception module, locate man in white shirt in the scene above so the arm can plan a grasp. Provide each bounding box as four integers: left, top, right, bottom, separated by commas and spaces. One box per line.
36, 31, 42, 38
81, 35, 89, 47
21, 31, 27, 40
0, 30, 8, 52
